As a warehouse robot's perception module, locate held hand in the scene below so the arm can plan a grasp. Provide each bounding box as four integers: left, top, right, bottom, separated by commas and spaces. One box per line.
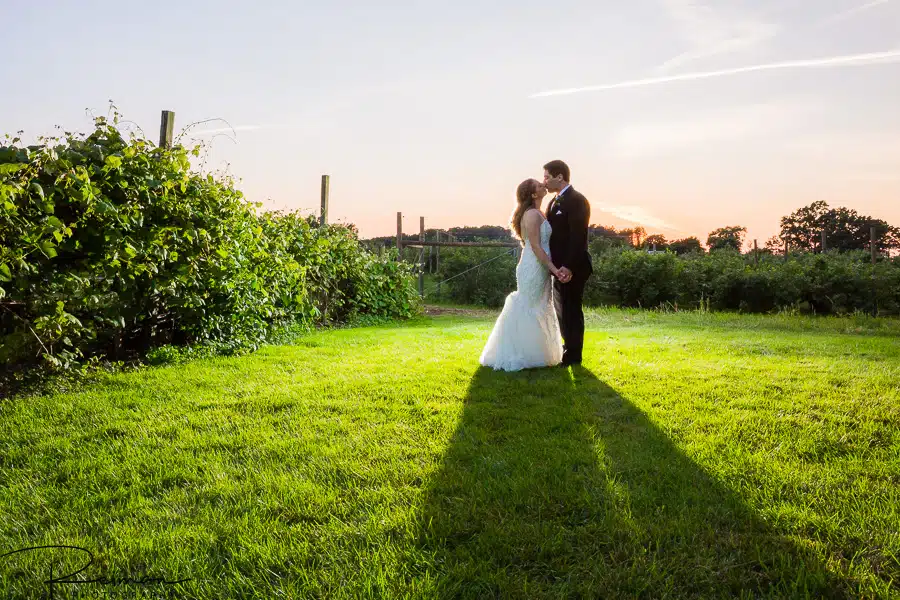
557, 267, 573, 283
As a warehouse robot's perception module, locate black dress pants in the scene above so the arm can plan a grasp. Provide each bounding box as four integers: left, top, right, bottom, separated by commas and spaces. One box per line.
553, 271, 588, 363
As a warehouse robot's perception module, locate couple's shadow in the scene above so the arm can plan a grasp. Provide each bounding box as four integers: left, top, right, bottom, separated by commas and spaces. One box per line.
410, 365, 848, 599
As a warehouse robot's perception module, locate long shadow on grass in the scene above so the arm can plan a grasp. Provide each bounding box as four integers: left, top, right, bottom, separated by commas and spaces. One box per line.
412, 365, 850, 598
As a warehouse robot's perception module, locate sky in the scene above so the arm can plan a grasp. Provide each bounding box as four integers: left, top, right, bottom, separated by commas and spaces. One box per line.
2, 0, 899, 246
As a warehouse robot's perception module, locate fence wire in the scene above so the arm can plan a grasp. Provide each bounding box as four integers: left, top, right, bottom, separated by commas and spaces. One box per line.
422, 248, 515, 299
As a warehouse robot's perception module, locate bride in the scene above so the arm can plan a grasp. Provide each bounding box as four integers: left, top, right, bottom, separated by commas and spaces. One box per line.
479, 179, 564, 371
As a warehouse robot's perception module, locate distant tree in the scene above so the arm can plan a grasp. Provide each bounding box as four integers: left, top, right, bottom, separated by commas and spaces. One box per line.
588, 224, 632, 252
764, 235, 785, 254
779, 200, 829, 251
588, 224, 624, 239
616, 226, 646, 247
447, 225, 513, 241
668, 237, 704, 255
780, 201, 900, 252
707, 226, 747, 252
642, 234, 668, 251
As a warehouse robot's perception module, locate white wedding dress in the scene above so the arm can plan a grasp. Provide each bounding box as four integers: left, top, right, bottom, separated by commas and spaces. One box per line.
480, 218, 564, 371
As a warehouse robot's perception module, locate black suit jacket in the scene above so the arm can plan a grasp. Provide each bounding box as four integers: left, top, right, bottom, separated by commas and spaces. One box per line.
546, 186, 592, 277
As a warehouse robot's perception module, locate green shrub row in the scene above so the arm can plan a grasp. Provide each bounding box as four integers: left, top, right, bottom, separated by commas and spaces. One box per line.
585, 248, 898, 315
432, 245, 899, 316
0, 115, 419, 370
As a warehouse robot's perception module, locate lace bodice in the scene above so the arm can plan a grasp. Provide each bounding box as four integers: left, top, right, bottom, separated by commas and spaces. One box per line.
516, 218, 552, 304
539, 218, 551, 250
520, 218, 551, 261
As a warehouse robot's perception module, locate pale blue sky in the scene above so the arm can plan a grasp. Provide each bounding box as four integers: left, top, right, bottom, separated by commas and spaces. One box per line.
3, 1, 899, 243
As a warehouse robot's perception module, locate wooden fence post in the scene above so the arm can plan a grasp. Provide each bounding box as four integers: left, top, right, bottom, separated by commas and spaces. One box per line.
396, 212, 403, 257
821, 230, 827, 253
871, 226, 877, 265
754, 239, 759, 265
320, 175, 330, 226
159, 110, 175, 148
871, 225, 878, 316
435, 230, 441, 298
419, 217, 425, 297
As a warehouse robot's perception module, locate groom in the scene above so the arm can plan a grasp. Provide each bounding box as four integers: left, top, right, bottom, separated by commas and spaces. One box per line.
544, 160, 592, 366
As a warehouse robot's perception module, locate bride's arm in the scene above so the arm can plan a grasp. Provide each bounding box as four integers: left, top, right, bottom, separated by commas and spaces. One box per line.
524, 210, 561, 278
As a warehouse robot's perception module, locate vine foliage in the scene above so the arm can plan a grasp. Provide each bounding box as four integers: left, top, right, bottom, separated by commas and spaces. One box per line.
0, 111, 419, 371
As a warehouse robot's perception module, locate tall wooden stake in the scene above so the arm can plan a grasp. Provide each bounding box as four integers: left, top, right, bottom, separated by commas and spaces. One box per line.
435, 230, 441, 298
396, 212, 403, 257
320, 175, 330, 226
871, 225, 878, 317
159, 110, 175, 148
419, 217, 425, 297
754, 239, 759, 265
821, 230, 827, 253
871, 226, 877, 265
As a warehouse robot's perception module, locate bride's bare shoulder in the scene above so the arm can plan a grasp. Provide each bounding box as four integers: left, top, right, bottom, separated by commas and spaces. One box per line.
523, 208, 545, 222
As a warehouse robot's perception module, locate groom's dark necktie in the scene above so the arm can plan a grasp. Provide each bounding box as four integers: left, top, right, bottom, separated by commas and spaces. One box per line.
551, 191, 563, 214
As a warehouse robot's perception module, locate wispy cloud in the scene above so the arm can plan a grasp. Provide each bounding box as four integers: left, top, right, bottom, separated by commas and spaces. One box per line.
818, 0, 890, 25
785, 132, 900, 167
530, 49, 900, 98
657, 0, 778, 71
593, 202, 680, 231
610, 100, 814, 158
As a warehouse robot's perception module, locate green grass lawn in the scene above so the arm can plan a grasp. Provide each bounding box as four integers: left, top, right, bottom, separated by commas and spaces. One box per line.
2, 309, 899, 599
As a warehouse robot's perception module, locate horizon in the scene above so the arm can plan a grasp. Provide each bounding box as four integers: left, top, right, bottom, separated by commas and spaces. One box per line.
3, 1, 898, 245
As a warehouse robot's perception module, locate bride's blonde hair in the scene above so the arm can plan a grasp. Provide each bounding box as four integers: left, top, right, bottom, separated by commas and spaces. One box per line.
510, 179, 539, 242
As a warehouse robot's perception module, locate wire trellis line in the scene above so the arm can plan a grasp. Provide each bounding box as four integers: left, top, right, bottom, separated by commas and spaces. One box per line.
422, 249, 516, 299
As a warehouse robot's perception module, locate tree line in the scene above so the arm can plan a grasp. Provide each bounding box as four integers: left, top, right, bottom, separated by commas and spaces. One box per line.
363, 201, 899, 256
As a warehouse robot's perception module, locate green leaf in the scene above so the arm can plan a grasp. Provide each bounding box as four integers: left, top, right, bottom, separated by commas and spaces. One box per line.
30, 182, 44, 199
0, 163, 25, 175
38, 240, 57, 258
0, 263, 11, 282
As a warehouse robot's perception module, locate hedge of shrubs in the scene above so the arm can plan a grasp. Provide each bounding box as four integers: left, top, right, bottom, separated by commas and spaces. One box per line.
0, 115, 419, 371
432, 244, 899, 316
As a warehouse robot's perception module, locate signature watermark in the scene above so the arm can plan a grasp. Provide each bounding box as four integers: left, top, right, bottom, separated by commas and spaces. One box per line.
1, 545, 191, 599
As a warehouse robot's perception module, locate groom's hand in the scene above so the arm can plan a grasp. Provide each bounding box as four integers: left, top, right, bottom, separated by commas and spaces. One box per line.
558, 267, 573, 283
